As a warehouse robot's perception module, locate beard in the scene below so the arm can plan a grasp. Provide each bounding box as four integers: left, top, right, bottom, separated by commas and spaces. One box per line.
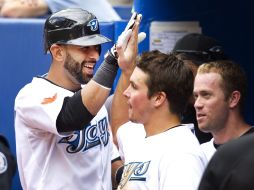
64, 53, 96, 85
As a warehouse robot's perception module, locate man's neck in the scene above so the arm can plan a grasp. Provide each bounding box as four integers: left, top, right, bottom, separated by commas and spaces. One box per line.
47, 64, 81, 91
144, 111, 181, 137
213, 119, 251, 145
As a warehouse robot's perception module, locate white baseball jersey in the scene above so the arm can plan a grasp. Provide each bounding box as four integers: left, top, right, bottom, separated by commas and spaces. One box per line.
116, 121, 145, 162
14, 77, 113, 190
117, 123, 207, 190
200, 138, 216, 162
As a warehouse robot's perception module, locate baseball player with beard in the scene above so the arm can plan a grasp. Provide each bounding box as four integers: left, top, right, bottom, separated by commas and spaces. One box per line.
14, 8, 142, 190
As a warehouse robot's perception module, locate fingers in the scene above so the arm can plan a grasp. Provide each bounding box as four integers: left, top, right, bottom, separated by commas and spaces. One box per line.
116, 42, 124, 59
138, 32, 146, 44
134, 14, 142, 29
117, 29, 132, 51
116, 13, 143, 57
124, 12, 138, 32
131, 14, 142, 41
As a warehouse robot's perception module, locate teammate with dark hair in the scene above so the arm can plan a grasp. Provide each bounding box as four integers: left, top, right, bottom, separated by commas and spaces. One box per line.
115, 50, 207, 190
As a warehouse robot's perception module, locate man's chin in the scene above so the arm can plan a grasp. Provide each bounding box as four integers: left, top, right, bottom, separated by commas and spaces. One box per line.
81, 76, 93, 84
199, 125, 210, 133
129, 116, 139, 123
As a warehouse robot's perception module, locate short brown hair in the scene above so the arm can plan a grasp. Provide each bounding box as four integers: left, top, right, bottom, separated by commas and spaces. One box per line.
197, 60, 247, 113
137, 50, 194, 116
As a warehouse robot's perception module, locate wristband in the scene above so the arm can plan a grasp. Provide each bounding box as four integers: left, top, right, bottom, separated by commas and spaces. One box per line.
93, 52, 118, 88
105, 49, 118, 66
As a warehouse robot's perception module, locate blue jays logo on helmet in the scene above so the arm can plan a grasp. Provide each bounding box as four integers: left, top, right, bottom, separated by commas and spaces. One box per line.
87, 19, 98, 31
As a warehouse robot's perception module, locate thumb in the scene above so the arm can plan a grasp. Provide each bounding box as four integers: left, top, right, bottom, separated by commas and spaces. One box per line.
116, 44, 124, 59
138, 32, 146, 44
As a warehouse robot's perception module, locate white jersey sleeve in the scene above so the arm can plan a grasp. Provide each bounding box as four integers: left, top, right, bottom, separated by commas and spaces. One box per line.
201, 138, 216, 162
15, 77, 73, 135
15, 77, 113, 190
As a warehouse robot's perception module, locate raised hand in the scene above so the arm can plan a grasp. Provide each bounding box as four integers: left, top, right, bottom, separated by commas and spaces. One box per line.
117, 13, 142, 74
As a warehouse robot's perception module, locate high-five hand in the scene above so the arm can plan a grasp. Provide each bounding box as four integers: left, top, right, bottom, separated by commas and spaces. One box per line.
117, 13, 143, 73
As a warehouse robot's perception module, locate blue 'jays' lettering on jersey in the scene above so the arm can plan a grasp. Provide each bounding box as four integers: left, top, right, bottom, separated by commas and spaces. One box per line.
58, 117, 109, 153
119, 161, 151, 188
87, 19, 98, 31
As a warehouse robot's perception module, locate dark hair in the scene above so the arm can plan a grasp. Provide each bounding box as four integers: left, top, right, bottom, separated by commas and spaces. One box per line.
137, 50, 194, 116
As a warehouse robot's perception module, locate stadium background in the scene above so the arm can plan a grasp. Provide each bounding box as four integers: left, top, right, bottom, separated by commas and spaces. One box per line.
0, 0, 253, 188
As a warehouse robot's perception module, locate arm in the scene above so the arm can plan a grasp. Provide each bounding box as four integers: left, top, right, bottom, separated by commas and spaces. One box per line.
56, 14, 141, 133
111, 14, 141, 188
110, 14, 141, 144
112, 159, 124, 190
57, 55, 118, 133
81, 11, 140, 116
0, 0, 48, 17
112, 146, 124, 190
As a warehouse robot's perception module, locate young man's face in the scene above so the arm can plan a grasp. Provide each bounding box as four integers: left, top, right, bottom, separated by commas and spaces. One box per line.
63, 45, 100, 84
123, 67, 153, 124
193, 72, 230, 133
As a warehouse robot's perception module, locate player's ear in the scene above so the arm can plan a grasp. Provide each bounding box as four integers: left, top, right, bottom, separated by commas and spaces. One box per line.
153, 91, 167, 108
228, 90, 241, 109
50, 44, 66, 62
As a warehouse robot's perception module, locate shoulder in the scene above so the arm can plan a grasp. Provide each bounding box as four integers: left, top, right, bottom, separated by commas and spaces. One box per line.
165, 124, 200, 148
161, 125, 206, 160
215, 133, 254, 160
16, 77, 49, 101
199, 134, 254, 190
201, 138, 214, 148
117, 122, 145, 146
200, 138, 215, 161
18, 77, 73, 96
117, 121, 145, 139
116, 122, 145, 161
15, 77, 73, 108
